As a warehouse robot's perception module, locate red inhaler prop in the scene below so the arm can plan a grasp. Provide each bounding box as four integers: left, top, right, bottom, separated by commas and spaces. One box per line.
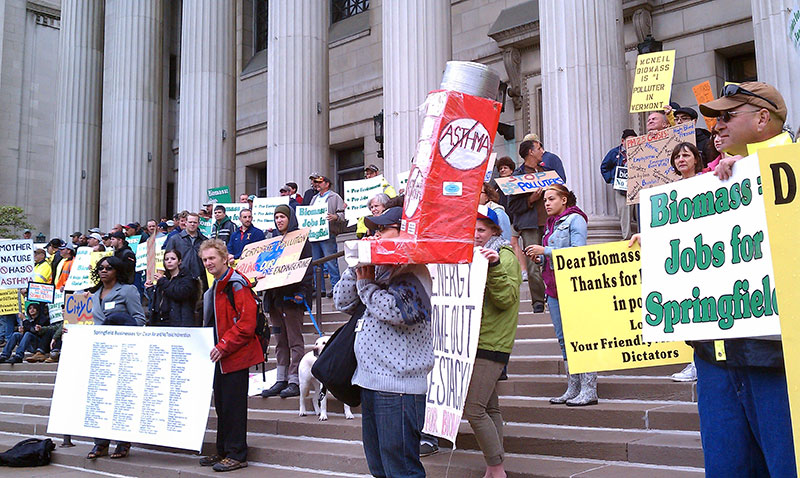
345, 81, 502, 265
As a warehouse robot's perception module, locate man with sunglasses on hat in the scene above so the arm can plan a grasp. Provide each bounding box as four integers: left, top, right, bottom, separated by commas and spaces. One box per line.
692, 81, 795, 477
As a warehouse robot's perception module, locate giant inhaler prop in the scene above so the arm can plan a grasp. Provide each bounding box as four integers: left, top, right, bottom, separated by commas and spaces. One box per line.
345, 62, 502, 265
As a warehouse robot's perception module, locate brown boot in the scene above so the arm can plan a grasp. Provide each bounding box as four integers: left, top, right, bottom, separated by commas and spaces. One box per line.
26, 351, 47, 363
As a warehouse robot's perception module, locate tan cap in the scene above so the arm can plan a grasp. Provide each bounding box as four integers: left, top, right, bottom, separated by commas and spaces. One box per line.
522, 133, 541, 143
699, 82, 787, 123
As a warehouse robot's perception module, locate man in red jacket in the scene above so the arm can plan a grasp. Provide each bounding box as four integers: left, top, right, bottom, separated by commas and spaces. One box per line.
199, 239, 262, 472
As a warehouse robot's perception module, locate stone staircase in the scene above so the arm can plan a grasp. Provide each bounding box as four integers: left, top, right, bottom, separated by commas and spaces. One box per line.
0, 288, 705, 477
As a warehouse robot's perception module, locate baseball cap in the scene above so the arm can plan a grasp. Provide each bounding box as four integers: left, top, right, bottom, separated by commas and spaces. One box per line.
279, 185, 290, 193
88, 227, 102, 234
699, 82, 787, 123
62, 243, 76, 252
166, 220, 175, 227
125, 223, 138, 229
110, 231, 126, 239
23, 229, 31, 233
364, 207, 403, 230
88, 233, 102, 242
70, 231, 81, 237
477, 205, 500, 227
48, 238, 65, 248
309, 172, 322, 180
674, 107, 698, 120
314, 175, 332, 184
202, 201, 213, 207
522, 133, 541, 143
364, 164, 380, 173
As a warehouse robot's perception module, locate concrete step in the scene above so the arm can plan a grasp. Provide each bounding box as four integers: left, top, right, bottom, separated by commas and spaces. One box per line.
497, 375, 696, 402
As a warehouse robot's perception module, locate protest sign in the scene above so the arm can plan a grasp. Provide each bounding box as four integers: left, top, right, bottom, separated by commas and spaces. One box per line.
146, 236, 167, 281
625, 123, 692, 205
553, 241, 692, 374
27, 282, 54, 303
629, 50, 675, 113
423, 250, 487, 444
135, 238, 148, 272
640, 155, 779, 342
0, 240, 34, 289
344, 176, 386, 225
64, 247, 94, 291
213, 203, 248, 228
296, 205, 329, 242
483, 152, 497, 182
127, 235, 141, 250
199, 217, 213, 237
49, 290, 64, 324
47, 325, 215, 452
236, 237, 280, 280
0, 289, 20, 315
252, 230, 311, 292
251, 196, 290, 231
397, 170, 410, 191
692, 80, 716, 130
494, 170, 565, 196
613, 166, 628, 191
207, 185, 232, 203
64, 292, 94, 324
791, 6, 800, 52
758, 143, 800, 475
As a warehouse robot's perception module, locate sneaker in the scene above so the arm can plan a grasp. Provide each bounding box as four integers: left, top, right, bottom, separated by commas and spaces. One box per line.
212, 457, 248, 472
260, 381, 288, 398
279, 383, 300, 398
532, 302, 545, 313
671, 362, 697, 382
26, 351, 47, 363
45, 351, 60, 363
0, 355, 8, 363
420, 442, 439, 457
199, 454, 223, 466
6, 355, 22, 364
521, 270, 528, 282
326, 291, 333, 298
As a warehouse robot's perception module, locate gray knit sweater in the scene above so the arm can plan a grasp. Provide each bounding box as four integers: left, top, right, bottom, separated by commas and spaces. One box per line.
333, 265, 434, 395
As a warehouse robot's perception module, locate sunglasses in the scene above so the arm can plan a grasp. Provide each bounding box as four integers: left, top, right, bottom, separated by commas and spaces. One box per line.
715, 109, 762, 123
376, 224, 400, 232
720, 84, 778, 110
98, 266, 114, 271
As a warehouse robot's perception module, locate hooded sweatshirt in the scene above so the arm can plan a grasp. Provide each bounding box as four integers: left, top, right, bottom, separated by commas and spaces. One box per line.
263, 205, 314, 311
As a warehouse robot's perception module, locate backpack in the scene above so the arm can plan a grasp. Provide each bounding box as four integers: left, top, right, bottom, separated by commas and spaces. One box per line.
0, 438, 56, 467
222, 279, 270, 378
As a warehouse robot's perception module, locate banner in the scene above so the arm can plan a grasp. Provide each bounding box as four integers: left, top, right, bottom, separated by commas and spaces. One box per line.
296, 205, 329, 242
0, 239, 34, 289
251, 196, 290, 231
0, 289, 20, 315
423, 250, 487, 444
758, 143, 800, 476
47, 326, 215, 452
252, 229, 311, 292
49, 290, 64, 324
212, 203, 248, 229
494, 170, 565, 196
27, 282, 54, 303
199, 217, 213, 237
625, 123, 693, 205
64, 292, 94, 324
207, 185, 232, 203
629, 50, 675, 113
692, 80, 716, 130
613, 166, 628, 191
344, 176, 386, 225
553, 241, 692, 374
640, 155, 780, 342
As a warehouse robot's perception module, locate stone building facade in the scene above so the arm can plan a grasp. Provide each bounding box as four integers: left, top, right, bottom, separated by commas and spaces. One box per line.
0, 0, 796, 239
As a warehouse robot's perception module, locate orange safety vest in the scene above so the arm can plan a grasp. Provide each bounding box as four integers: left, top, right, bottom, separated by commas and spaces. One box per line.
55, 259, 73, 290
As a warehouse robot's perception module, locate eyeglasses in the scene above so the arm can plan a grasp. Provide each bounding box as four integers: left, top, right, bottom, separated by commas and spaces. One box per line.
715, 109, 762, 123
720, 84, 778, 110
98, 266, 114, 271
376, 224, 399, 232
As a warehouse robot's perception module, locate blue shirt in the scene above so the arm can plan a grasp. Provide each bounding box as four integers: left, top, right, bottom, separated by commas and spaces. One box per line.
227, 225, 266, 259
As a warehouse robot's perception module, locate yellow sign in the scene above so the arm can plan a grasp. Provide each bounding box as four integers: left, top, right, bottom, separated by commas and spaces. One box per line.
0, 289, 20, 315
758, 142, 800, 476
553, 241, 692, 374
630, 50, 676, 113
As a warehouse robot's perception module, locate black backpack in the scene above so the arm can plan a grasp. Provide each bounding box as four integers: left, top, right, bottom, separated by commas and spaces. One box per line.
222, 280, 270, 375
312, 304, 366, 407
0, 438, 55, 467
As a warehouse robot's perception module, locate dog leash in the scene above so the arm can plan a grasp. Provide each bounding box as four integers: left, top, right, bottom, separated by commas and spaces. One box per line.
284, 296, 323, 336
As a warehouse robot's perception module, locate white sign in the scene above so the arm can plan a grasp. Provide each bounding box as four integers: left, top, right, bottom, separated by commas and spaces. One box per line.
423, 250, 488, 444
397, 170, 410, 192
0, 240, 34, 289
484, 152, 497, 183
641, 155, 780, 342
49, 290, 64, 324
47, 325, 215, 452
64, 247, 93, 291
135, 240, 148, 272
213, 203, 249, 229
252, 196, 290, 231
344, 176, 385, 226
296, 205, 329, 242
613, 166, 628, 191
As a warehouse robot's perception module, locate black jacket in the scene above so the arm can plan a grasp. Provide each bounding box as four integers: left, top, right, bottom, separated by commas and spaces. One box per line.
114, 245, 137, 284
693, 339, 784, 369
149, 269, 200, 327
265, 207, 314, 312
164, 230, 208, 289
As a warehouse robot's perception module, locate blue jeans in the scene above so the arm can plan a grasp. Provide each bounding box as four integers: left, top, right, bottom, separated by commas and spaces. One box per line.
360, 389, 426, 478
311, 237, 340, 293
1, 331, 37, 358
0, 315, 16, 342
546, 295, 566, 360
695, 352, 797, 477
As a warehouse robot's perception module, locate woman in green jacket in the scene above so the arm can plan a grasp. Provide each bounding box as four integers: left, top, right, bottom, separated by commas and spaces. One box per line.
464, 206, 522, 478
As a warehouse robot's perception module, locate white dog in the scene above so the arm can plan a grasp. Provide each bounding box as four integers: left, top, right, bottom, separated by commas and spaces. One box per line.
298, 335, 354, 421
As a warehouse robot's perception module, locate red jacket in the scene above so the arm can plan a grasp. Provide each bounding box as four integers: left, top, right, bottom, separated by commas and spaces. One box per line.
204, 268, 263, 373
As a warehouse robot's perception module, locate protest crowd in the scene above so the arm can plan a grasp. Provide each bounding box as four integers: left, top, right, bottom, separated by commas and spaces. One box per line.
0, 78, 797, 478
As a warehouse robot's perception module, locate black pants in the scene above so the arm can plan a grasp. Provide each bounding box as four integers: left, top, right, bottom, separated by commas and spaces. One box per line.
213, 366, 249, 462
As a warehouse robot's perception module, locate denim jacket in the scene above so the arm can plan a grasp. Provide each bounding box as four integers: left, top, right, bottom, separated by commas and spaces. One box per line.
543, 213, 588, 264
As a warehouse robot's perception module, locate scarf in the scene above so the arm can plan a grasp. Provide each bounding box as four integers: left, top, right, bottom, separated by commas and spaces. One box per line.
542, 205, 588, 299
483, 234, 510, 253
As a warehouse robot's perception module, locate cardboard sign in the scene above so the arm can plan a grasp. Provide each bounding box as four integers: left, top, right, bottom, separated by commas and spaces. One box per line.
494, 170, 565, 196
344, 176, 386, 225
296, 205, 329, 242
207, 186, 232, 204
27, 282, 55, 304
47, 325, 215, 452
212, 203, 248, 229
64, 292, 94, 325
625, 123, 693, 205
640, 154, 780, 342
613, 166, 628, 191
252, 230, 311, 292
630, 50, 676, 113
0, 240, 34, 289
251, 196, 290, 231
423, 250, 487, 443
692, 80, 716, 130
0, 289, 20, 315
49, 290, 64, 324
553, 241, 692, 374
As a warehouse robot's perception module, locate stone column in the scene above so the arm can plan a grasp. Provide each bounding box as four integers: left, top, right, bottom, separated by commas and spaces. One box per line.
177, 0, 236, 210
382, 0, 451, 187
751, 0, 800, 131
106, 0, 163, 223
539, 0, 626, 242
51, 0, 104, 237
266, 1, 329, 196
